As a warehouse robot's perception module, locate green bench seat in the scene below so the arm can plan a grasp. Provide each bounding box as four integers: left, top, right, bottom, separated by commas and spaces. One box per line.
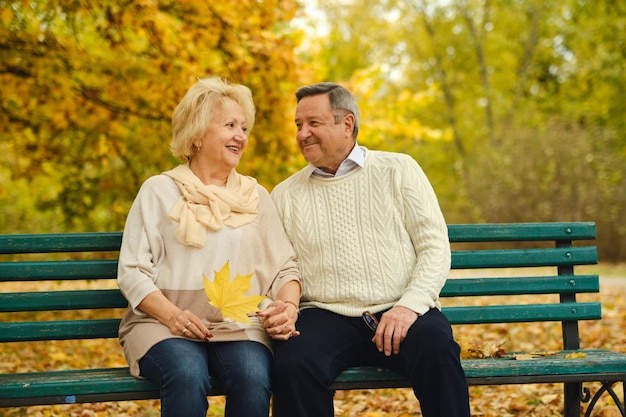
1, 222, 625, 417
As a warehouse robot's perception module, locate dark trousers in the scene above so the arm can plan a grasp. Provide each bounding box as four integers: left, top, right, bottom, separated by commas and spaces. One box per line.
272, 307, 470, 417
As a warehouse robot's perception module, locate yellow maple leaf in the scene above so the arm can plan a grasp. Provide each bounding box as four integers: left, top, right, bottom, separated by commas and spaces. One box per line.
204, 261, 266, 324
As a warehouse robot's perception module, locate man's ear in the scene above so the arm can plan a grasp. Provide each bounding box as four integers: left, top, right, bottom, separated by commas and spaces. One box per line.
343, 113, 356, 137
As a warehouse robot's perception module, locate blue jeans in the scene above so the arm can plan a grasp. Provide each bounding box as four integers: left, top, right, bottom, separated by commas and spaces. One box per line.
139, 338, 272, 417
272, 308, 470, 417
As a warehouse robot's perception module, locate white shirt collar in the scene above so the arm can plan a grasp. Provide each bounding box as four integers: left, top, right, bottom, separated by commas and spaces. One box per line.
306, 143, 366, 178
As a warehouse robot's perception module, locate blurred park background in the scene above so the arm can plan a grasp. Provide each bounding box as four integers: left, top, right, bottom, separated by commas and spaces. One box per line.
1, 0, 624, 261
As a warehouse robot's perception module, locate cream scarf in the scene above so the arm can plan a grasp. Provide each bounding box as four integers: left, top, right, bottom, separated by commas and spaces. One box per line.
163, 164, 259, 247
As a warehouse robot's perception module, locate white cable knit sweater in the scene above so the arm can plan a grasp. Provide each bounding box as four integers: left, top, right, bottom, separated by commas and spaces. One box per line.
271, 149, 450, 317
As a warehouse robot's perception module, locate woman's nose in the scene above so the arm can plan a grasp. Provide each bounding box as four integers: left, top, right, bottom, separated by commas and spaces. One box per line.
235, 126, 247, 138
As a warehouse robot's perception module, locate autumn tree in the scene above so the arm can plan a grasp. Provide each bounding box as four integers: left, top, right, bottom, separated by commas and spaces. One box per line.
0, 0, 307, 233
301, 0, 626, 260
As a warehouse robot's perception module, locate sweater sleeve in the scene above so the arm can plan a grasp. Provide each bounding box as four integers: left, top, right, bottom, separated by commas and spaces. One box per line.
394, 156, 451, 315
117, 177, 167, 312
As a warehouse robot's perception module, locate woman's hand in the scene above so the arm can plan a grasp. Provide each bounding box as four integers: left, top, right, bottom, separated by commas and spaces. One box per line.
138, 291, 213, 342
168, 309, 213, 342
257, 300, 299, 340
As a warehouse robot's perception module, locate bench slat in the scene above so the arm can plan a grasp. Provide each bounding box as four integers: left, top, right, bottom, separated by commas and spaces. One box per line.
0, 223, 596, 255
0, 367, 161, 406
463, 350, 626, 380
443, 302, 602, 324
0, 247, 596, 281
0, 302, 602, 342
3, 350, 623, 406
447, 222, 596, 242
0, 233, 122, 254
0, 276, 599, 313
332, 350, 626, 389
0, 319, 120, 342
0, 260, 118, 281
452, 247, 597, 269
441, 275, 600, 297
0, 290, 127, 312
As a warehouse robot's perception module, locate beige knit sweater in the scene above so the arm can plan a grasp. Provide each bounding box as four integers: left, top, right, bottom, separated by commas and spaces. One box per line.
118, 172, 300, 377
271, 149, 450, 317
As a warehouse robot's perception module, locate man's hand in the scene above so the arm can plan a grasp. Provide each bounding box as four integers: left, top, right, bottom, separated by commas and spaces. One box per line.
372, 305, 419, 356
257, 300, 300, 341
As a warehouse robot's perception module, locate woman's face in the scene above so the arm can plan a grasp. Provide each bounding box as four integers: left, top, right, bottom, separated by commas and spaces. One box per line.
195, 99, 248, 173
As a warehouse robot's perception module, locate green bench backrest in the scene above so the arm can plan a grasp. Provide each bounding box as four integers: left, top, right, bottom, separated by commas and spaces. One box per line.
0, 222, 600, 344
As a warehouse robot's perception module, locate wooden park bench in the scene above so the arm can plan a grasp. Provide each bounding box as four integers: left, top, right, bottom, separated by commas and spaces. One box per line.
1, 222, 625, 416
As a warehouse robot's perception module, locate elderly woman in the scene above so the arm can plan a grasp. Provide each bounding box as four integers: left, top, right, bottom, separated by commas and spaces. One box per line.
117, 77, 301, 417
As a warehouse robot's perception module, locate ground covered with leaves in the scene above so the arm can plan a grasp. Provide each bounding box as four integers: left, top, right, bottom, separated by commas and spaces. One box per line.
1, 266, 624, 417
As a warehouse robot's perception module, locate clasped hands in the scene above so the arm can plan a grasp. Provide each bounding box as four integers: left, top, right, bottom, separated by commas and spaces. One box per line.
257, 300, 300, 341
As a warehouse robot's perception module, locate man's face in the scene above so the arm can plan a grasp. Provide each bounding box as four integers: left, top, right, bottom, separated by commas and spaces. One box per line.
294, 93, 355, 174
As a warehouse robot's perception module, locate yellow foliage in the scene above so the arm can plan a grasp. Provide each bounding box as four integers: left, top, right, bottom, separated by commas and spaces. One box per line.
49, 351, 68, 362
0, 0, 307, 233
0, 8, 13, 24
203, 261, 266, 324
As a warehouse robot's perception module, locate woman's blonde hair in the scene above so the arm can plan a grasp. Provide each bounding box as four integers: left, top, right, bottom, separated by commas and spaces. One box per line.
170, 77, 255, 161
